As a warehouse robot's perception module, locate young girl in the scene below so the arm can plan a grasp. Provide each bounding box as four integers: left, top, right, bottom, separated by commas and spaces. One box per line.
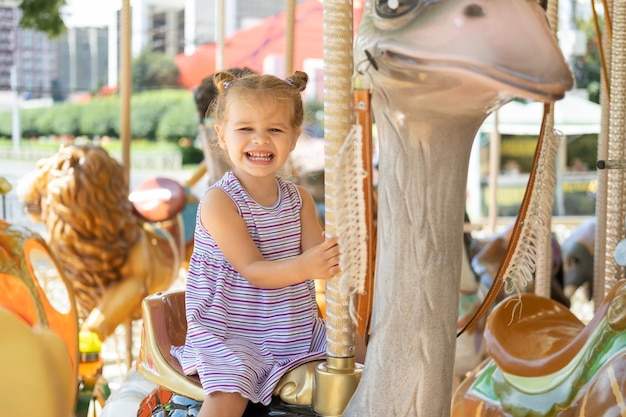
171, 70, 340, 417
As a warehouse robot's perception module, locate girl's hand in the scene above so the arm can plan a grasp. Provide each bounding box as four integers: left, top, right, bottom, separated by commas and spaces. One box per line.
300, 235, 340, 280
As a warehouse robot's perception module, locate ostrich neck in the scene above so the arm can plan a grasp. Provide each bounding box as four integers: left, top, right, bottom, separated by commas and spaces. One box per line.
374, 107, 479, 320
377, 113, 477, 258
345, 102, 484, 416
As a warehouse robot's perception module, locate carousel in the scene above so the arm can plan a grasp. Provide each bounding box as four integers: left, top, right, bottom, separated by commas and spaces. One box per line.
1, 0, 626, 416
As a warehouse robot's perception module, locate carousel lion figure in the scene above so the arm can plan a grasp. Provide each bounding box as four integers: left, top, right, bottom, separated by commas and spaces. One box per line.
16, 144, 186, 343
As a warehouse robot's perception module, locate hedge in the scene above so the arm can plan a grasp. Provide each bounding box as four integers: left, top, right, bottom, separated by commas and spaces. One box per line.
0, 89, 199, 142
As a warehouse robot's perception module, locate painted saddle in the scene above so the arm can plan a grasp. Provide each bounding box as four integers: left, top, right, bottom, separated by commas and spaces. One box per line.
452, 279, 626, 416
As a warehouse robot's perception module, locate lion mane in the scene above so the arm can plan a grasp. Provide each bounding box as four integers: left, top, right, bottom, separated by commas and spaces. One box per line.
19, 144, 141, 318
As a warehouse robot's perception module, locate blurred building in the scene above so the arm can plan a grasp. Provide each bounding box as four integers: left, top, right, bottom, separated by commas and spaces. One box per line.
0, 1, 109, 108
108, 0, 185, 87
108, 0, 307, 86
183, 0, 302, 55
0, 1, 56, 104
53, 26, 109, 98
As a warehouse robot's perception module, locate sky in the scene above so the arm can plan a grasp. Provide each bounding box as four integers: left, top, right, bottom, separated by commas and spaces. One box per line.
61, 0, 118, 27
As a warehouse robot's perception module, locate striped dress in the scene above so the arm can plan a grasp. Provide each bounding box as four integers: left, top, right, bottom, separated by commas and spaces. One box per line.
171, 171, 326, 405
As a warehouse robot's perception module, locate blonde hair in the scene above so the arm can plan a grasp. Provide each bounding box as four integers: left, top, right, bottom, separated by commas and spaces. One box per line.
210, 70, 309, 128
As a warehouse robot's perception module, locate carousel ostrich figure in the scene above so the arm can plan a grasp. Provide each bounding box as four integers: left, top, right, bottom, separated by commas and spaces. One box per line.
343, 1, 573, 416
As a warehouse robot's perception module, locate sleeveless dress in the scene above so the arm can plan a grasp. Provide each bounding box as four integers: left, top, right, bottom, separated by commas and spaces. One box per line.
171, 171, 326, 405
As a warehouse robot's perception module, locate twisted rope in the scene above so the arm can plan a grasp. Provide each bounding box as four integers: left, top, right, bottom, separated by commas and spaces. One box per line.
323, 0, 357, 359
593, 0, 612, 306
604, 0, 626, 294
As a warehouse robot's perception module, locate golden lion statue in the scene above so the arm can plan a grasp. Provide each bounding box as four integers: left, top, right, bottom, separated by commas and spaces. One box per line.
17, 144, 188, 342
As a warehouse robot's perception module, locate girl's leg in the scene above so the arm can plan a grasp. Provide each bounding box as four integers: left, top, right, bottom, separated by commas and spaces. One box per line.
197, 391, 248, 417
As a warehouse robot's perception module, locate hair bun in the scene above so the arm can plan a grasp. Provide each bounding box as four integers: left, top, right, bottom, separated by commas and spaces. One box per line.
287, 71, 308, 92
214, 72, 236, 92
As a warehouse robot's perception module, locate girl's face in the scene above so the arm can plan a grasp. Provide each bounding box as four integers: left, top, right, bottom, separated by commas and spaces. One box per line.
214, 95, 301, 179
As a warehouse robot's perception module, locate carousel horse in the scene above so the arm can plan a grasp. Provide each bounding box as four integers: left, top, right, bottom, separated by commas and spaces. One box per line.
342, 1, 574, 416
452, 279, 626, 416
16, 144, 196, 343
562, 217, 596, 301
471, 220, 571, 308
0, 219, 78, 417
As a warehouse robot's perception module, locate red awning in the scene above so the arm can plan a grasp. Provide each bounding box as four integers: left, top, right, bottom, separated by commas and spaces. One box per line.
176, 0, 364, 89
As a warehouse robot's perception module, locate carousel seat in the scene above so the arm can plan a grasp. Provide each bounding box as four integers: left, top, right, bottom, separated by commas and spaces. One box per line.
136, 290, 204, 401
137, 290, 322, 405
484, 280, 624, 378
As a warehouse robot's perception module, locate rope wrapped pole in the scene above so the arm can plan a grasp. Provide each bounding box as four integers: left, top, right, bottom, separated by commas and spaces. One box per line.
534, 0, 560, 299
322, 0, 355, 361
593, 0, 612, 308
603, 0, 626, 296
312, 1, 363, 415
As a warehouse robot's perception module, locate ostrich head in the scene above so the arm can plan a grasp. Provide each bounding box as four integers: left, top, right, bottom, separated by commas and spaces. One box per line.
355, 0, 574, 114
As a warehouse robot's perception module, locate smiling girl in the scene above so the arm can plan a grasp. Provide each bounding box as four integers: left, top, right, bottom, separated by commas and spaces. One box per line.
171, 70, 340, 417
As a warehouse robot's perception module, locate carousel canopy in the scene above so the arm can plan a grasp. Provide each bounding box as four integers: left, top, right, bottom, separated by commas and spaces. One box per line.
480, 93, 601, 136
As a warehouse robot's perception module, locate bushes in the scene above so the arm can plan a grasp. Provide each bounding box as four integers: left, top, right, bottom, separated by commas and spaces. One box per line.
0, 89, 198, 142
156, 98, 198, 141
131, 90, 189, 139
0, 107, 45, 138
0, 110, 12, 137
80, 97, 118, 138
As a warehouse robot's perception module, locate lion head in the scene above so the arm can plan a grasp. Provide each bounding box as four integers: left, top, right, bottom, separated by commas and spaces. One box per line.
17, 144, 141, 318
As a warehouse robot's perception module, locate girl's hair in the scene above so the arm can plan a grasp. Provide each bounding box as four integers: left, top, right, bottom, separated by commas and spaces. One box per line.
209, 70, 309, 128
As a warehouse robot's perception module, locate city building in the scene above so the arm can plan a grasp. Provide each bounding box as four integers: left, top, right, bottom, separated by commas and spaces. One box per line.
0, 1, 56, 108
108, 0, 186, 87
107, 0, 305, 87
183, 0, 301, 55
0, 1, 109, 109
53, 26, 109, 98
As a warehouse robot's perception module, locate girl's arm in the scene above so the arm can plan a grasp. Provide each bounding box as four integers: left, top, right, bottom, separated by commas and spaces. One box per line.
200, 188, 339, 289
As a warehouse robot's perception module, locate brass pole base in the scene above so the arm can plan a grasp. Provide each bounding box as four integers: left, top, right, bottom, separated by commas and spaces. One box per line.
312, 357, 363, 416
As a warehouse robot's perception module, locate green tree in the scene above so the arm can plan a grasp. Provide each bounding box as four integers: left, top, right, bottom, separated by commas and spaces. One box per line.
18, 0, 67, 38
132, 51, 181, 92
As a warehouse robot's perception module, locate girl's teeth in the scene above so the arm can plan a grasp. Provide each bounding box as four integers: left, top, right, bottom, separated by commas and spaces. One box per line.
248, 152, 272, 161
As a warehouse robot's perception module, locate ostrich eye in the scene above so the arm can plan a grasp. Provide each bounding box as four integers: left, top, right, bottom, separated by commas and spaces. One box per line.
376, 0, 421, 17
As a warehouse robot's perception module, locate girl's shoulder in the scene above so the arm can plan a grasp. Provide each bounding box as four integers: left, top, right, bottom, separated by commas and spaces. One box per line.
277, 176, 304, 205
208, 172, 245, 201
211, 171, 238, 191
201, 172, 241, 213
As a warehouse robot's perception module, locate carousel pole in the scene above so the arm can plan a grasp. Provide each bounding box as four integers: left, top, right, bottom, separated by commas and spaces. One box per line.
534, 0, 560, 299
487, 114, 500, 234
284, 0, 295, 76
601, 0, 626, 298
120, 0, 132, 183
119, 0, 133, 369
215, 0, 225, 71
313, 1, 362, 416
592, 0, 611, 307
